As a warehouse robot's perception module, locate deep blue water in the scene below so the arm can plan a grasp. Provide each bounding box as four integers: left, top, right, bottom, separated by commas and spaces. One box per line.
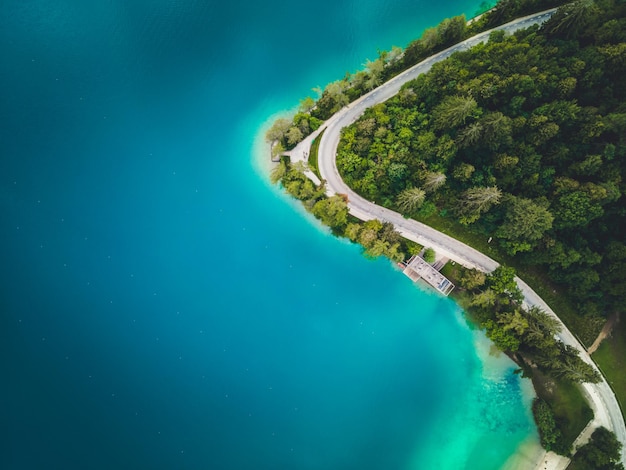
0, 1, 538, 469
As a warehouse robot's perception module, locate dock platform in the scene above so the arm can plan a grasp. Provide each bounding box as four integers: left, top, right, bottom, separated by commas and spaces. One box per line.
402, 255, 455, 296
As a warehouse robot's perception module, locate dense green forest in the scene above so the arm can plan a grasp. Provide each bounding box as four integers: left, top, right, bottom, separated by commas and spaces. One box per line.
266, 0, 571, 158
336, 0, 626, 344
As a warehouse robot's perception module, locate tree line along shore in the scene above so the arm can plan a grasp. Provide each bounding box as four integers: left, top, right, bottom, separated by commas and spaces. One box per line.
266, 0, 626, 467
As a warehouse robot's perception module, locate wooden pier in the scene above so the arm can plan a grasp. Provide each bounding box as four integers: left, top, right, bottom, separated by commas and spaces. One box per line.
401, 255, 455, 296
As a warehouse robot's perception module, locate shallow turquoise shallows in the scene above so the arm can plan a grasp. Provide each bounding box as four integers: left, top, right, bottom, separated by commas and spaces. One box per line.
0, 1, 538, 468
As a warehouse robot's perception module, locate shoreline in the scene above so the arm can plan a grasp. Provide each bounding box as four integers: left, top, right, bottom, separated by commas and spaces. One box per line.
304, 7, 625, 467
251, 108, 294, 180
254, 121, 550, 470
256, 9, 626, 469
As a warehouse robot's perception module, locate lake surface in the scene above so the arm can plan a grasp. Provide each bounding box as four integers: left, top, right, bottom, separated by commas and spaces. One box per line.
0, 0, 539, 468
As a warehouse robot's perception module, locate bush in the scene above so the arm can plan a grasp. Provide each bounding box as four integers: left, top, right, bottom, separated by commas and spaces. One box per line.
532, 398, 565, 453
423, 247, 436, 263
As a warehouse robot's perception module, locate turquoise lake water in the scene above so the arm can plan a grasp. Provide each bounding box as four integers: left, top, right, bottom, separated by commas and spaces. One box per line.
0, 1, 539, 468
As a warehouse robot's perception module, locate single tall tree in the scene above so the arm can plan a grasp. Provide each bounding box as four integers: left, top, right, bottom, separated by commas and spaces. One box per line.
497, 197, 554, 255
433, 95, 479, 130
396, 187, 426, 213
456, 186, 502, 223
422, 171, 447, 193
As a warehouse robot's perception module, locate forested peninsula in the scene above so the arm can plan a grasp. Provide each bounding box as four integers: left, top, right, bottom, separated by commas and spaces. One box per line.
267, 0, 626, 466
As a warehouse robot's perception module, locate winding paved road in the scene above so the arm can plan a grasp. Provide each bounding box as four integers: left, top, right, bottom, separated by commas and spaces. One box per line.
289, 8, 626, 467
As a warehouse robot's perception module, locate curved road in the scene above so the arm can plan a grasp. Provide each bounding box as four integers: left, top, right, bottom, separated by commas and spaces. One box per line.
290, 8, 626, 466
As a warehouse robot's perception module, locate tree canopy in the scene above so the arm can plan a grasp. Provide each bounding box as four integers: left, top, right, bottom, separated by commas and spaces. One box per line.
336, 0, 626, 334
570, 426, 625, 470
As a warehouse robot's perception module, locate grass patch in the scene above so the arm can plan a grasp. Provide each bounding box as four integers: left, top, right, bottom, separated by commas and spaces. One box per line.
439, 260, 463, 283
531, 369, 594, 453
440, 261, 469, 302
415, 213, 504, 262
415, 212, 603, 346
592, 317, 626, 421
307, 128, 325, 180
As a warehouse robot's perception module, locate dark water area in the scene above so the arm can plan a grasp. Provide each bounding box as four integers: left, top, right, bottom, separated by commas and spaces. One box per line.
0, 1, 537, 468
